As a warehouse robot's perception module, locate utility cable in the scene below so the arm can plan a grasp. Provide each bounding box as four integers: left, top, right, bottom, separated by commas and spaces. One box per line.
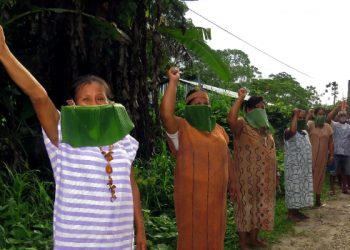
188, 8, 313, 79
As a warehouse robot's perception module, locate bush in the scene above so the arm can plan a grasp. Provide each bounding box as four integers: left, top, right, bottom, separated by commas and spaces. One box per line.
0, 164, 53, 249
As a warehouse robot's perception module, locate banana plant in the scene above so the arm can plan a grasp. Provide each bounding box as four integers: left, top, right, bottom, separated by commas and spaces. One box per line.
2, 6, 230, 82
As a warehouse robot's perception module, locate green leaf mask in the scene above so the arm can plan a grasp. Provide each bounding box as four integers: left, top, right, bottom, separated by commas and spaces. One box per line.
245, 108, 271, 129
184, 105, 216, 132
297, 120, 307, 131
314, 115, 326, 127
61, 103, 134, 147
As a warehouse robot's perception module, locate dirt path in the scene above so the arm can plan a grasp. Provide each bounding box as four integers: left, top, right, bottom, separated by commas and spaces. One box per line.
271, 192, 350, 250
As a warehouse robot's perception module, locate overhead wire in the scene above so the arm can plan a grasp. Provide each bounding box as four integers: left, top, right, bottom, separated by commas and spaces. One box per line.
188, 8, 314, 79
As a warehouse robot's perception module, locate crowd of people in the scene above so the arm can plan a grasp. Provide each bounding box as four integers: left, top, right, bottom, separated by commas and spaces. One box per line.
1, 23, 347, 250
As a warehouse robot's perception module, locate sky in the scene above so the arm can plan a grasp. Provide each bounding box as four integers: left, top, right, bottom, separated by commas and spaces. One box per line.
185, 0, 350, 104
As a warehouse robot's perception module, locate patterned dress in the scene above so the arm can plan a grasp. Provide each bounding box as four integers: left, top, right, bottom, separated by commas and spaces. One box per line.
232, 118, 276, 232
167, 118, 230, 250
308, 121, 333, 195
284, 131, 313, 209
43, 122, 138, 250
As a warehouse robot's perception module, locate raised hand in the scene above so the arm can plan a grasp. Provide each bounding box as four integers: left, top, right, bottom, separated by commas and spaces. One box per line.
238, 87, 247, 99
308, 109, 314, 117
167, 66, 180, 83
292, 108, 300, 117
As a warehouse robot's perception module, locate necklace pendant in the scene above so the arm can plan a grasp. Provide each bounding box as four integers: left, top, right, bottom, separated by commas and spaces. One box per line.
105, 163, 113, 174
104, 152, 113, 161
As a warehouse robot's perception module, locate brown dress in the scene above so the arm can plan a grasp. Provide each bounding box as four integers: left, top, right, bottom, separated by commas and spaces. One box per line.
307, 121, 333, 195
167, 118, 230, 250
232, 118, 276, 232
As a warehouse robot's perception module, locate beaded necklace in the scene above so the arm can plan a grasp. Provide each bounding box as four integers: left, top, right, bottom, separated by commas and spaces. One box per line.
99, 145, 117, 202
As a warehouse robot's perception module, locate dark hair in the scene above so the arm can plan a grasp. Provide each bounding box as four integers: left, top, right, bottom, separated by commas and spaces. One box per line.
314, 107, 325, 115
69, 75, 114, 101
243, 96, 264, 112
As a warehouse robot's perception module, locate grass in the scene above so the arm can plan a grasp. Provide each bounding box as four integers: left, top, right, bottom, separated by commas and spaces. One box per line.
0, 152, 332, 249
0, 163, 53, 249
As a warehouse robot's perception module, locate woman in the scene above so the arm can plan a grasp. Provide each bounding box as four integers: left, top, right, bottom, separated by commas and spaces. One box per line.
284, 109, 313, 221
307, 107, 333, 206
0, 26, 146, 250
227, 88, 276, 250
160, 67, 234, 250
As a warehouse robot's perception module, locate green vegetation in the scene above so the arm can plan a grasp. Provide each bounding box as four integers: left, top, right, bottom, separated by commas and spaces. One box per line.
0, 1, 331, 249
0, 165, 53, 249
0, 92, 310, 249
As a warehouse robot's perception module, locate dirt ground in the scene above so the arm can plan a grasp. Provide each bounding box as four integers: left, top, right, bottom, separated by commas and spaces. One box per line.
271, 191, 350, 250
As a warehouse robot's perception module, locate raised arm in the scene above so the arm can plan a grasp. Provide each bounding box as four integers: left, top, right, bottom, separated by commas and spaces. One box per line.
284, 108, 299, 141
159, 67, 180, 134
327, 104, 341, 123
227, 88, 246, 136
0, 26, 59, 146
305, 109, 314, 122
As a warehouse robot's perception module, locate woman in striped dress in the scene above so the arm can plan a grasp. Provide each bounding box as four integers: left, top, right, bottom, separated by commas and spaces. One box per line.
0, 25, 146, 250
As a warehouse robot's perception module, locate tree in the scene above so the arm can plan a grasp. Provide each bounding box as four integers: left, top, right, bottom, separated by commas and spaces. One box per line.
0, 0, 232, 167
181, 48, 259, 89
325, 81, 339, 105
245, 72, 321, 146
247, 72, 320, 109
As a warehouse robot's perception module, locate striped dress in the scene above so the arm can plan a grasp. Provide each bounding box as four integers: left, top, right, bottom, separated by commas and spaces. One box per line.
43, 124, 138, 250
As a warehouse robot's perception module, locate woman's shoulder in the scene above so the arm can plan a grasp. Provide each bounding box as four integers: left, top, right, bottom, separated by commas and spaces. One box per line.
117, 134, 139, 148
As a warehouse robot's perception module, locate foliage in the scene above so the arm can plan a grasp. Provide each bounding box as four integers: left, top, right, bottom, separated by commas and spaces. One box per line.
182, 48, 260, 88
260, 198, 294, 243
0, 164, 53, 249
0, 82, 39, 172
246, 72, 320, 110
217, 49, 260, 83
324, 81, 339, 105
143, 210, 177, 249
134, 140, 175, 212
160, 26, 230, 82
0, 1, 328, 249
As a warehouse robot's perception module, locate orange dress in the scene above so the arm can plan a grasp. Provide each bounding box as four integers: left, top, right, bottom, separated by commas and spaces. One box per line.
232, 118, 276, 232
167, 118, 230, 250
307, 121, 333, 194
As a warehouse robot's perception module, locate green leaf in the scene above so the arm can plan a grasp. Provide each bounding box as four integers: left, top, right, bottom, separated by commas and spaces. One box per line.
160, 26, 230, 82
3, 8, 131, 44
10, 224, 31, 240
0, 225, 6, 248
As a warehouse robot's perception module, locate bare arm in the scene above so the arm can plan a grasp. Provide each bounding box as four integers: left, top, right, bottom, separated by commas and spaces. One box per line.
0, 26, 59, 146
328, 134, 334, 161
227, 148, 237, 202
327, 104, 341, 123
227, 88, 246, 136
130, 167, 147, 250
284, 108, 299, 141
159, 67, 181, 134
305, 109, 314, 123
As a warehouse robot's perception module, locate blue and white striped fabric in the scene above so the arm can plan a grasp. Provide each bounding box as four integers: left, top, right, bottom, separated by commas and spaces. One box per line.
43, 122, 138, 250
